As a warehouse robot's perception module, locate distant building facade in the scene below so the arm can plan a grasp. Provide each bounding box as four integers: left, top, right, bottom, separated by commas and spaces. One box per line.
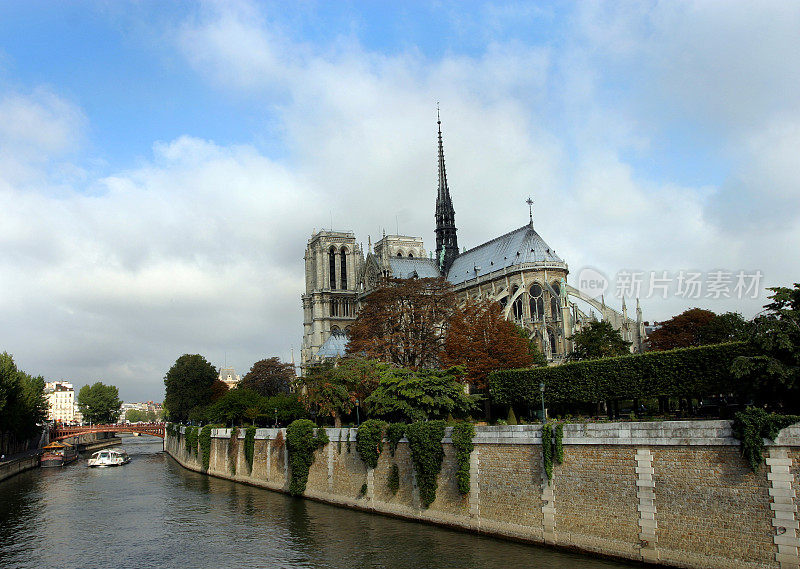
45, 381, 77, 424
300, 117, 646, 369
219, 368, 241, 389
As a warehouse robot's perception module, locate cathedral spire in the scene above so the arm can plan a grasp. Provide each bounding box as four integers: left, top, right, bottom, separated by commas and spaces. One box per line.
435, 106, 458, 273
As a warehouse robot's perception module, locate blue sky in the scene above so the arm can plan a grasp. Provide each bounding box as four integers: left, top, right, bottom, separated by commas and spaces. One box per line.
1, 1, 798, 400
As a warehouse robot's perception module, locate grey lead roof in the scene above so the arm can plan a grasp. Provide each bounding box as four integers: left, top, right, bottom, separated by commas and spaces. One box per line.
316, 333, 348, 359
446, 223, 564, 285
388, 257, 442, 279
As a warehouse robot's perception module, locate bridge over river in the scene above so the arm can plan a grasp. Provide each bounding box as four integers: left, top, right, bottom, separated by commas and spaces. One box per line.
51, 422, 165, 441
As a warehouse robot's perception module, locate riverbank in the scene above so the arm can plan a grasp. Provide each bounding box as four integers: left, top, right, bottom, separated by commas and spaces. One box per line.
166, 421, 800, 569
0, 451, 41, 483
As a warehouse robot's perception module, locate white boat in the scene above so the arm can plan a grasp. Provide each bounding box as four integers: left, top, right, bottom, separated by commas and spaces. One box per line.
87, 448, 131, 467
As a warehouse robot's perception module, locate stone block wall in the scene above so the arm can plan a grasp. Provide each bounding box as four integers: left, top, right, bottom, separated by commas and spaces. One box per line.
166, 421, 800, 569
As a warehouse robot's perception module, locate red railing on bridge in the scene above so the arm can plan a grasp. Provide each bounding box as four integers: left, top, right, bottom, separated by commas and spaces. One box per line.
52, 422, 165, 440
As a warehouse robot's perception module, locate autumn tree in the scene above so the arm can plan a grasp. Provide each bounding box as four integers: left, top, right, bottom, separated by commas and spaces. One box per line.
442, 299, 534, 418
568, 321, 631, 361
646, 308, 750, 351
240, 357, 295, 397
209, 379, 229, 403
297, 357, 382, 427
347, 277, 456, 369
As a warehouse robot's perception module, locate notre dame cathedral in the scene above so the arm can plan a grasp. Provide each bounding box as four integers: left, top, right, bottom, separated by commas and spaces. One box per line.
300, 116, 646, 370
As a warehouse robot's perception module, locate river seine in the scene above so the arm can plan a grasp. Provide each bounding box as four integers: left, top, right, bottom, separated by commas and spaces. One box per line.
0, 436, 639, 569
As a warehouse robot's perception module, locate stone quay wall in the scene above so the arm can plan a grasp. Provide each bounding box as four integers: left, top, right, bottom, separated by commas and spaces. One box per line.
165, 421, 800, 569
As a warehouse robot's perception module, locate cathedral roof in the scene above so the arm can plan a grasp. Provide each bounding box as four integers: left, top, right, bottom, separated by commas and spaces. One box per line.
316, 332, 348, 359
446, 223, 564, 285
388, 257, 442, 279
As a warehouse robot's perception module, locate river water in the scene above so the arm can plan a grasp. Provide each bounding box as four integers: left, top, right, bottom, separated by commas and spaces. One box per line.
0, 436, 638, 569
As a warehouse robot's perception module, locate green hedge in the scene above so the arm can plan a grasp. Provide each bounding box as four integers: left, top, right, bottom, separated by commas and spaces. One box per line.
489, 342, 749, 408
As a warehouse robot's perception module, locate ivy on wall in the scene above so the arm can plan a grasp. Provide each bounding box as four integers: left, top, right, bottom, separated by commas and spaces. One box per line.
541, 423, 564, 481
185, 426, 198, 455
199, 425, 212, 471
286, 419, 329, 496
356, 419, 387, 469
490, 342, 750, 408
244, 426, 257, 473
228, 427, 239, 475
406, 420, 446, 508
386, 423, 406, 457
732, 408, 800, 472
554, 422, 564, 464
451, 423, 475, 495
388, 464, 399, 495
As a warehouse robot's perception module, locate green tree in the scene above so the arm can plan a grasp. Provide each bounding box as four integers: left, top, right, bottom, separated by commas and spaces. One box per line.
364, 366, 477, 423
77, 382, 122, 424
568, 321, 631, 361
732, 284, 800, 411
239, 357, 294, 397
0, 353, 48, 438
163, 354, 217, 422
206, 388, 263, 425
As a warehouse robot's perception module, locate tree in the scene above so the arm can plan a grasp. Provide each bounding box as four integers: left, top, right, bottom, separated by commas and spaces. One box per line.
163, 354, 217, 422
0, 352, 48, 438
209, 379, 229, 402
206, 388, 263, 426
364, 366, 477, 423
442, 299, 535, 418
568, 321, 631, 361
646, 308, 751, 351
347, 277, 456, 369
732, 284, 800, 411
298, 357, 382, 427
239, 357, 294, 397
77, 382, 122, 424
513, 324, 548, 366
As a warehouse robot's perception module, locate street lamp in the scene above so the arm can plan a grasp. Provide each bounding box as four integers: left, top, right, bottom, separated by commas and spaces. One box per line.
540, 382, 546, 422
355, 399, 360, 427
274, 408, 278, 428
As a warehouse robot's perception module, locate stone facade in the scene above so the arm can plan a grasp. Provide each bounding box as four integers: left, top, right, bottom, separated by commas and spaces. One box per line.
166, 420, 800, 569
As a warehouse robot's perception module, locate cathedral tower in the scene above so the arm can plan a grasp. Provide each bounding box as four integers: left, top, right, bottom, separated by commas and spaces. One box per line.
434, 113, 459, 273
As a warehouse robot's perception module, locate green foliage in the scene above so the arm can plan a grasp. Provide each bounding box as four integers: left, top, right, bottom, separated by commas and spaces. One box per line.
554, 422, 564, 464
199, 425, 213, 471
205, 389, 306, 426
386, 423, 406, 457
184, 426, 198, 455
228, 426, 239, 475
244, 426, 257, 472
78, 382, 122, 424
164, 354, 217, 423
165, 422, 178, 437
732, 408, 800, 472
298, 358, 382, 426
451, 422, 475, 495
286, 419, 328, 496
490, 342, 750, 409
542, 423, 553, 480
356, 419, 387, 469
125, 408, 160, 423
507, 407, 517, 425
568, 321, 631, 361
359, 483, 368, 496
364, 366, 477, 423
0, 353, 48, 439
388, 464, 400, 494
405, 420, 446, 508
240, 357, 294, 397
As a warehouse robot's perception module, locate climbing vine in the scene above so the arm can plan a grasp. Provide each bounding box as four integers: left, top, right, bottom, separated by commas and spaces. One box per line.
244, 426, 257, 473
732, 408, 800, 472
386, 423, 406, 457
356, 419, 387, 469
406, 420, 446, 508
388, 464, 400, 495
451, 422, 475, 495
185, 426, 198, 455
228, 427, 239, 475
166, 422, 178, 437
286, 419, 329, 496
542, 423, 553, 480
199, 425, 212, 471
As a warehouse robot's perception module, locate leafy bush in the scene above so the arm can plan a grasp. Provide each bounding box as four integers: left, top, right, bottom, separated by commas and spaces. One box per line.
286, 419, 328, 496
406, 420, 446, 508
490, 342, 750, 409
199, 425, 213, 471
451, 422, 475, 495
732, 408, 800, 472
356, 419, 387, 469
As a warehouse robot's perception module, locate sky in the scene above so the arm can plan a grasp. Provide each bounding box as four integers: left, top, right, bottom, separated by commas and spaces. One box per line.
1, 1, 798, 401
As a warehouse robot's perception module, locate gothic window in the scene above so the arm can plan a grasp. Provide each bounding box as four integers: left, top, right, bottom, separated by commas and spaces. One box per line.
548, 329, 557, 356
340, 248, 348, 290
551, 282, 561, 320
530, 283, 544, 320
408, 252, 414, 258
330, 298, 339, 317
511, 286, 523, 321
329, 246, 337, 290
396, 251, 403, 257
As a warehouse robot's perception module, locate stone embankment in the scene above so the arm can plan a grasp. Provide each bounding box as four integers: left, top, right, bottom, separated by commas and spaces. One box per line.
165, 421, 800, 569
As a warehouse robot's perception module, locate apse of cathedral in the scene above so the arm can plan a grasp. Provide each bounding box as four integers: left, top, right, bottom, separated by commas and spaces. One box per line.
300, 117, 647, 370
